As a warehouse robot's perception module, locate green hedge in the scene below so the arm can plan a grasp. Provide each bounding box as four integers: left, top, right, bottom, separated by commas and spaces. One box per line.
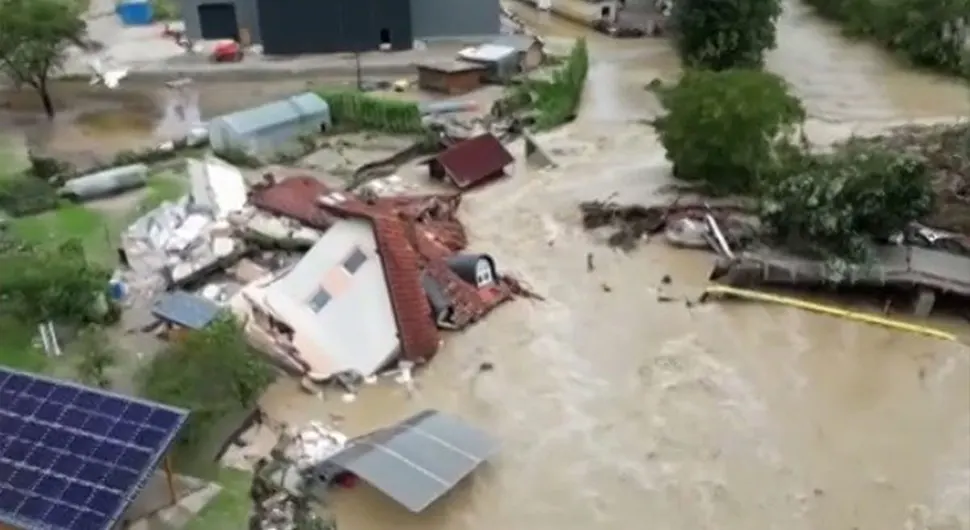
531, 38, 589, 131
314, 90, 425, 134
803, 0, 969, 76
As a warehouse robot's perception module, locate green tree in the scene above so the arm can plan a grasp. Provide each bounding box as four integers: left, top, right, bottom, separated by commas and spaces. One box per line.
671, 0, 782, 70
140, 316, 276, 461
0, 0, 86, 118
0, 237, 110, 324
759, 144, 935, 264
653, 69, 805, 194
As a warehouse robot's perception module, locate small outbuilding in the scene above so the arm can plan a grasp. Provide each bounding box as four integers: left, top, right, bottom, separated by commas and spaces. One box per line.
490, 35, 545, 72
457, 43, 520, 82
208, 92, 330, 158
415, 60, 487, 95
428, 133, 514, 190
151, 290, 222, 341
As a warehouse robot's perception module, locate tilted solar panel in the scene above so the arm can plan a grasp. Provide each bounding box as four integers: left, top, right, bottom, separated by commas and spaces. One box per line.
0, 368, 188, 530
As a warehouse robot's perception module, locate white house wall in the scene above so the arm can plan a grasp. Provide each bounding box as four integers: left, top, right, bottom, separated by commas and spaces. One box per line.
260, 218, 399, 378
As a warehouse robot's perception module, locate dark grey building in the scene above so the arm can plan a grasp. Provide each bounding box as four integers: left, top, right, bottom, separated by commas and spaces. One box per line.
410, 0, 500, 41
180, 0, 498, 54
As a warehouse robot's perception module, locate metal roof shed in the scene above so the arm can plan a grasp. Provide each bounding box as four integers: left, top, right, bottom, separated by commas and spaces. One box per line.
316, 409, 498, 513
208, 92, 331, 158
151, 290, 221, 331
457, 44, 519, 81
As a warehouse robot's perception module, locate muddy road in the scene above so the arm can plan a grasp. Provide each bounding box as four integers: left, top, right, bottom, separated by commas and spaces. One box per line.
260, 2, 970, 530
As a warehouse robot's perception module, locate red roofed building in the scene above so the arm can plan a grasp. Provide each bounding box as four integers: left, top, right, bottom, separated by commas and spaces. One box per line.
428, 133, 514, 190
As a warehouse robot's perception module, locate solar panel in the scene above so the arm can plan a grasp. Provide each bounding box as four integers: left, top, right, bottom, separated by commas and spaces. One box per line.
0, 368, 188, 530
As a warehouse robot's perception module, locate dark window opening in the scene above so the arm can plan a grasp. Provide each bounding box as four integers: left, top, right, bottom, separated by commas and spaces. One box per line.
343, 248, 367, 274
600, 6, 611, 17
380, 28, 391, 45
308, 288, 332, 312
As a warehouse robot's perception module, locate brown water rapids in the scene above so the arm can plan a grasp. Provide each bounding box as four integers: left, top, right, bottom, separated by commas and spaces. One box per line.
260, 2, 970, 529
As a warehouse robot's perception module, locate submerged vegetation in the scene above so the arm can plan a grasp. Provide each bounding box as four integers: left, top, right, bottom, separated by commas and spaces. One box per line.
671, 0, 782, 70
802, 0, 970, 76
502, 38, 590, 131
314, 89, 425, 134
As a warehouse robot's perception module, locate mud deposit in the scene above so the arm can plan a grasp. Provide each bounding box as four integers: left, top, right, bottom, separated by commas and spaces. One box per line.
259, 3, 970, 529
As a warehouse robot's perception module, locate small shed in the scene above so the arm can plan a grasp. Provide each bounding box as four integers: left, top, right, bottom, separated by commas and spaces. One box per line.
208, 92, 331, 158
457, 43, 519, 82
490, 35, 545, 72
415, 60, 487, 95
151, 290, 221, 340
428, 133, 513, 190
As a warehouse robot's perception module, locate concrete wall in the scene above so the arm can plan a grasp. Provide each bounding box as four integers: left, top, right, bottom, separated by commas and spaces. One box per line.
410, 0, 500, 41
180, 0, 261, 43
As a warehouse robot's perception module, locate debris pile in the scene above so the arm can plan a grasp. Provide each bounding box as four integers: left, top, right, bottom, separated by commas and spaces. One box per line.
579, 198, 755, 252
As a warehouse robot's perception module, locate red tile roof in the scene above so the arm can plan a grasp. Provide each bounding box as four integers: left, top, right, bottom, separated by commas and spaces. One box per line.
318, 194, 441, 362
249, 176, 336, 229
432, 133, 514, 190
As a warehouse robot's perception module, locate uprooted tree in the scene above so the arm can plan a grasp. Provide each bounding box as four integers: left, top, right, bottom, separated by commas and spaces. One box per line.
671, 0, 782, 70
652, 69, 806, 194
0, 0, 86, 118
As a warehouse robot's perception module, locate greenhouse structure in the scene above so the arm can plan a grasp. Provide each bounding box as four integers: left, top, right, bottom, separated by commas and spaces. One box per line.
208, 92, 331, 158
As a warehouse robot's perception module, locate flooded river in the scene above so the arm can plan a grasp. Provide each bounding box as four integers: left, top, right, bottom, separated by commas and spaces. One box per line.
260, 2, 970, 530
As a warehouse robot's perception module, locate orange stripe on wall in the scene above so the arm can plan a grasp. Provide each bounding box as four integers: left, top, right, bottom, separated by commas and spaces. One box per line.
323, 266, 351, 297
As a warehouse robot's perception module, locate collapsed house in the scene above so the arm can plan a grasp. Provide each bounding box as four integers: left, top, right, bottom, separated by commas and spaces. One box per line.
117, 156, 248, 305
233, 176, 514, 380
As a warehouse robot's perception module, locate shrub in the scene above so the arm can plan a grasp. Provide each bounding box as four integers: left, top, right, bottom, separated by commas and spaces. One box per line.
530, 38, 589, 130
314, 90, 424, 134
759, 144, 935, 263
802, 0, 970, 76
140, 316, 275, 463
653, 69, 805, 194
672, 0, 782, 70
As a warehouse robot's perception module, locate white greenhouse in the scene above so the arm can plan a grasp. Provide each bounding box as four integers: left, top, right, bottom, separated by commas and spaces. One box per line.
208, 92, 331, 158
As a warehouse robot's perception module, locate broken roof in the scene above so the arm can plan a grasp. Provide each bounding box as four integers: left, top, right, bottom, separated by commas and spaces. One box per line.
320, 409, 498, 513
432, 134, 514, 190
318, 192, 441, 363
249, 176, 337, 230
152, 290, 221, 330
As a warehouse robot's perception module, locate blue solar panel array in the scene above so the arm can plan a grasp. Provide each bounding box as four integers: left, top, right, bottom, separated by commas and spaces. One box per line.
0, 368, 188, 530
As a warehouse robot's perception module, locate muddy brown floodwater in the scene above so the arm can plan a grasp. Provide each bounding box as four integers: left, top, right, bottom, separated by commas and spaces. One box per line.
259, 3, 970, 529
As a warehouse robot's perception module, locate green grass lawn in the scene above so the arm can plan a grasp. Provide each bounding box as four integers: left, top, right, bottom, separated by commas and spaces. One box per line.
10, 205, 117, 265
0, 316, 48, 372
137, 170, 188, 214
183, 469, 252, 530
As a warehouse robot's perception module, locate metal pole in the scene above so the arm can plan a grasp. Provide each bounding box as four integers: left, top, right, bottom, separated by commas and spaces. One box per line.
355, 52, 362, 91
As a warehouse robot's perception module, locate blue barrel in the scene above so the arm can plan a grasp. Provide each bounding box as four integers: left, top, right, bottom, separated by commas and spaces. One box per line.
116, 0, 154, 25
108, 280, 128, 301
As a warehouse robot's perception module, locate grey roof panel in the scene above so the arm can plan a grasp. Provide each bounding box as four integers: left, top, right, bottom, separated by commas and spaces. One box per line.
151, 291, 221, 330
322, 410, 498, 512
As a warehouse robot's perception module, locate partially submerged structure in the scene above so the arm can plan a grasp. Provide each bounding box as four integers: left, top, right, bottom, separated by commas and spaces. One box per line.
415, 61, 487, 95
254, 409, 497, 519
234, 176, 515, 380
208, 92, 330, 158
428, 133, 514, 190
711, 245, 970, 317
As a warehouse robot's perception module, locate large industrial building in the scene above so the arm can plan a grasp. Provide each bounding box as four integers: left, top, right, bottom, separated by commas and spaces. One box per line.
179, 0, 500, 55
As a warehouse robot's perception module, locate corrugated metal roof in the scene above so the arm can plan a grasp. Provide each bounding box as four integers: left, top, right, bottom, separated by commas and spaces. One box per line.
458, 44, 517, 63
212, 92, 328, 137
432, 133, 514, 190
151, 291, 221, 330
321, 409, 498, 513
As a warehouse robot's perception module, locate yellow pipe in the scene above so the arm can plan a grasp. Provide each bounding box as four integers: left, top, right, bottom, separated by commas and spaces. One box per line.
702, 285, 957, 342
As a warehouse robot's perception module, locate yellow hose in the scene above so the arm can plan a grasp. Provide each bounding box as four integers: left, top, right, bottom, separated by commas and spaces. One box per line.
702, 285, 957, 342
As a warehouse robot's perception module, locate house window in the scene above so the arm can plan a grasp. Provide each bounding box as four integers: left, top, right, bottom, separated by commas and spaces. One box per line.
342, 248, 367, 274
474, 259, 495, 287
307, 288, 332, 312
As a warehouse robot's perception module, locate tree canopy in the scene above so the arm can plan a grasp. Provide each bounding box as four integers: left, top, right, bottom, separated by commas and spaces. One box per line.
140, 316, 276, 462
671, 0, 782, 70
652, 69, 805, 194
0, 0, 86, 117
